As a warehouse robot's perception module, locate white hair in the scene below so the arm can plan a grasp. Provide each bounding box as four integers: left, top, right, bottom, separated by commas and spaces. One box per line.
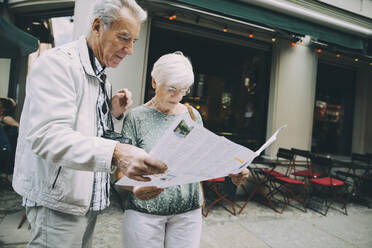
151, 52, 194, 88
89, 0, 147, 30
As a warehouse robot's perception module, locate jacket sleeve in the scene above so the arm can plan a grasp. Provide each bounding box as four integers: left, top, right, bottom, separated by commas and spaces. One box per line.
24, 49, 117, 172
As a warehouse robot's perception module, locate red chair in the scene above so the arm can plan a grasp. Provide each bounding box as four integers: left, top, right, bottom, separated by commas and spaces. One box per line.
202, 177, 236, 217
308, 156, 348, 216
291, 148, 321, 179
261, 148, 307, 213
238, 159, 283, 214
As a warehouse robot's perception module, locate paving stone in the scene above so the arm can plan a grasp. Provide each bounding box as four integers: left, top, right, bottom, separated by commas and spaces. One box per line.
1, 187, 372, 248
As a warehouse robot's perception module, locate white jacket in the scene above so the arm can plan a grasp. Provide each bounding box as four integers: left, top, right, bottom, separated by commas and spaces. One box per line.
13, 36, 118, 215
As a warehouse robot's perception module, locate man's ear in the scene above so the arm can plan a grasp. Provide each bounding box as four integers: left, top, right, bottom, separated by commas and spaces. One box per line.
91, 18, 103, 35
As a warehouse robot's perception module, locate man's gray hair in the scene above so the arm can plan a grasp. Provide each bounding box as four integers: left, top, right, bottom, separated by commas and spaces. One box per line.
90, 0, 147, 30
151, 51, 194, 88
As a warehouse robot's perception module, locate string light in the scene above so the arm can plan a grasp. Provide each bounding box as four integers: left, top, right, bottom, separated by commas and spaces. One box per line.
316, 48, 322, 54
248, 32, 254, 38
369, 62, 372, 66
223, 26, 228, 33
169, 14, 176, 20
336, 53, 341, 58
354, 58, 359, 62
271, 37, 276, 42
291, 41, 296, 47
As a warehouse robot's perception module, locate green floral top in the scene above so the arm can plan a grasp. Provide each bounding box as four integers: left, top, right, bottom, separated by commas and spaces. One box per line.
121, 105, 203, 215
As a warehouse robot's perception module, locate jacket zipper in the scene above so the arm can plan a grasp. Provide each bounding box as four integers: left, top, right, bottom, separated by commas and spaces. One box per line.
52, 167, 62, 189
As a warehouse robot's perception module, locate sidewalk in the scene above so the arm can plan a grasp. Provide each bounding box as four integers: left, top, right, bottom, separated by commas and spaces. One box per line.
1, 184, 372, 248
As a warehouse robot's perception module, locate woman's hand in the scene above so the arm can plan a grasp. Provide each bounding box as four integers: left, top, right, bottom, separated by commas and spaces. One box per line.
133, 186, 164, 200
2, 116, 19, 127
228, 168, 249, 186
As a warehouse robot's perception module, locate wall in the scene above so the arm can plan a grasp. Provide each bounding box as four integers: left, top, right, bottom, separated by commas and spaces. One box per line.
352, 67, 372, 153
266, 40, 318, 157
317, 0, 372, 19
0, 58, 11, 97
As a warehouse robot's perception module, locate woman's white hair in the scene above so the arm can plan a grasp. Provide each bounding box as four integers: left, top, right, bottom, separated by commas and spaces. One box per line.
151, 51, 194, 88
89, 0, 147, 30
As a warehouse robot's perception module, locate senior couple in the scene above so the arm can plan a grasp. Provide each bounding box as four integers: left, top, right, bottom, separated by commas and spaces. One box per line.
13, 0, 248, 247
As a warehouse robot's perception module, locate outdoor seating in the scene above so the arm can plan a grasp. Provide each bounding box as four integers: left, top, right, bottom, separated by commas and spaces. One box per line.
335, 153, 372, 208
260, 148, 307, 213
238, 156, 282, 214
202, 177, 236, 217
291, 148, 321, 179
308, 156, 349, 216
239, 148, 306, 214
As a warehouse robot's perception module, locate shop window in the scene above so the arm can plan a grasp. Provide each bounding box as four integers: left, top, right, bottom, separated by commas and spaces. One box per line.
312, 63, 356, 155
145, 26, 271, 150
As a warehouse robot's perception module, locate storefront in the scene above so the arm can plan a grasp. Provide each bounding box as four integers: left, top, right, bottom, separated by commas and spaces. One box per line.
3, 0, 371, 155
143, 20, 272, 150
135, 0, 372, 156
312, 62, 356, 155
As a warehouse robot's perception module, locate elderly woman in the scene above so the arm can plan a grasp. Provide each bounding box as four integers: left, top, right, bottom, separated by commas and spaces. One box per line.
119, 52, 248, 248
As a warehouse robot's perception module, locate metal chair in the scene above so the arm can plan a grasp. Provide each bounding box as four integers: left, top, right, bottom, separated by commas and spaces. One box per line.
336, 153, 372, 208
308, 156, 349, 216
238, 157, 283, 214
291, 148, 321, 179
261, 148, 307, 213
202, 177, 237, 217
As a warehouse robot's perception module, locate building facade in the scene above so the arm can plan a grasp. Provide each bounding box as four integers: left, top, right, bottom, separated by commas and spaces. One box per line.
2, 0, 372, 156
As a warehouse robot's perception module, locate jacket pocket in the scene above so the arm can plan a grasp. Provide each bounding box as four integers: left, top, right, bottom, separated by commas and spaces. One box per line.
52, 166, 62, 189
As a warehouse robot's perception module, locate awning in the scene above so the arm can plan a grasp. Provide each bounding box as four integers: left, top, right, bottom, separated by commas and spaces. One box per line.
175, 0, 367, 51
0, 16, 39, 57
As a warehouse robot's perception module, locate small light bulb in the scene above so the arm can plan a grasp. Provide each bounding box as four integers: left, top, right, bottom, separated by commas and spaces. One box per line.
354, 58, 359, 62
249, 33, 254, 38
291, 41, 296, 47
271, 37, 276, 42
316, 49, 322, 53
336, 53, 341, 58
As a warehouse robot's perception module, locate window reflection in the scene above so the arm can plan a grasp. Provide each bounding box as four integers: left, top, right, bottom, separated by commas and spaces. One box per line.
146, 27, 271, 150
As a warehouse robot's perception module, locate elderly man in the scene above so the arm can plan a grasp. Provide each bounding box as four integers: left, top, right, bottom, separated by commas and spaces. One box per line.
12, 0, 167, 247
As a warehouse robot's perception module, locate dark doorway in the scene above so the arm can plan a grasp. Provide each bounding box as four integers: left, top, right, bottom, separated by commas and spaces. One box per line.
311, 62, 356, 155
145, 25, 271, 150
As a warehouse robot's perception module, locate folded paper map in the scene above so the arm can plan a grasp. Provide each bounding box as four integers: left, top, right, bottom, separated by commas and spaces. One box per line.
116, 116, 286, 188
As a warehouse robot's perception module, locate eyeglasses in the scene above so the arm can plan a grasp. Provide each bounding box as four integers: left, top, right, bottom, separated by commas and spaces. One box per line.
165, 86, 191, 96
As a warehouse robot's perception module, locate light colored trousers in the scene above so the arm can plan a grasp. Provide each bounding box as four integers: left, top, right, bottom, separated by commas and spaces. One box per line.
26, 206, 98, 248
122, 209, 202, 248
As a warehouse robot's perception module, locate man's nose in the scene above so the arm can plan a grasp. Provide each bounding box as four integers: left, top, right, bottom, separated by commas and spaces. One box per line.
122, 41, 134, 55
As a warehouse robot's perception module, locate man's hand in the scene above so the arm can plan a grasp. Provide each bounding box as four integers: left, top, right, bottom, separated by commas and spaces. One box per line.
111, 88, 133, 118
112, 143, 168, 181
228, 168, 249, 186
133, 186, 164, 200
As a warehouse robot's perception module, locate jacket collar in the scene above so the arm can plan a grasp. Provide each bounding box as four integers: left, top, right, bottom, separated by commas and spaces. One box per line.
77, 36, 98, 78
